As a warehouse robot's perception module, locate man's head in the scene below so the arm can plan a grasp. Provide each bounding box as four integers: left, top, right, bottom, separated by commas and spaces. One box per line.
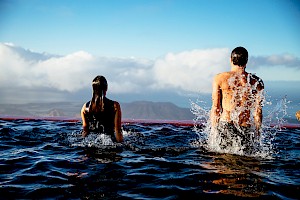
231, 47, 248, 67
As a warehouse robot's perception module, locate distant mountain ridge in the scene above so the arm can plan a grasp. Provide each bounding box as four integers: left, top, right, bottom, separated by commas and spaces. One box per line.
122, 101, 194, 120
0, 101, 299, 124
0, 101, 194, 120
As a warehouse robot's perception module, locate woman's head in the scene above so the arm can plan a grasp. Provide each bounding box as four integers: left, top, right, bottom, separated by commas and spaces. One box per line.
90, 75, 108, 112
92, 75, 107, 96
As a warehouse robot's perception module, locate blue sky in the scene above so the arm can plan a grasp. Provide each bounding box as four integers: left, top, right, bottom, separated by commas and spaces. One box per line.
1, 0, 300, 58
0, 0, 300, 111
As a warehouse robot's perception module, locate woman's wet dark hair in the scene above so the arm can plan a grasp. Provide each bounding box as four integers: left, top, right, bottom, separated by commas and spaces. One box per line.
231, 47, 248, 67
90, 75, 108, 112
92, 75, 107, 95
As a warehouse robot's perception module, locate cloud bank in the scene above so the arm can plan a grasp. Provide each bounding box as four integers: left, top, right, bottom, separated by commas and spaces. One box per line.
250, 54, 300, 69
0, 43, 299, 104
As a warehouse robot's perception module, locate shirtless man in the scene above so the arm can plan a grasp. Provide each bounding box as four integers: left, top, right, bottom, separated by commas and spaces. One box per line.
210, 47, 264, 149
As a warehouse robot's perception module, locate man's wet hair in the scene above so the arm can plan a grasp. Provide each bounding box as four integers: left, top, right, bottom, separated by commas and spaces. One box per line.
231, 47, 248, 67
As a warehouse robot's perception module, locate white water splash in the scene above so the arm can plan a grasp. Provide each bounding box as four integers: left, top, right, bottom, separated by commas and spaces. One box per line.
67, 132, 120, 148
66, 128, 131, 149
191, 78, 289, 158
191, 101, 278, 158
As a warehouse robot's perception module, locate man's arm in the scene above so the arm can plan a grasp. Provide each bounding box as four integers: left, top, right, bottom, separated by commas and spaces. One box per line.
210, 75, 222, 128
254, 103, 262, 137
80, 103, 89, 137
114, 101, 123, 142
254, 79, 264, 137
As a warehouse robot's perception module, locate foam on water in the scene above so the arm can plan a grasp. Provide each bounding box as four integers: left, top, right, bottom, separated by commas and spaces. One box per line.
66, 128, 132, 149
67, 132, 115, 148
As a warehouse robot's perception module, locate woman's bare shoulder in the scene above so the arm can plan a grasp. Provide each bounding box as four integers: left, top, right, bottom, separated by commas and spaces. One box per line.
113, 101, 121, 109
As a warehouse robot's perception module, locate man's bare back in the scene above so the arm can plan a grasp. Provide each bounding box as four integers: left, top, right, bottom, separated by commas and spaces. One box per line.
210, 47, 264, 137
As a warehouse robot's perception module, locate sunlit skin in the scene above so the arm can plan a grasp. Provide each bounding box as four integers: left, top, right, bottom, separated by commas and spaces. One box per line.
296, 110, 300, 121
210, 59, 264, 137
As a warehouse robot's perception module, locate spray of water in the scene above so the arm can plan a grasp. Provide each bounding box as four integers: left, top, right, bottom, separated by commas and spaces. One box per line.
66, 128, 130, 149
67, 132, 116, 148
191, 74, 288, 158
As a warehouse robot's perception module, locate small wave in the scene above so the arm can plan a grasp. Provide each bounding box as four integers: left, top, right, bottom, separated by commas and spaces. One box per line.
67, 131, 118, 149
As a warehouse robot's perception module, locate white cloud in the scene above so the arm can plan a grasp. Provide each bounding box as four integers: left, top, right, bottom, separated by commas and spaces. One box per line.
0, 44, 36, 87
0, 43, 155, 94
97, 57, 154, 93
250, 54, 300, 69
36, 51, 95, 91
152, 48, 229, 93
1, 43, 299, 105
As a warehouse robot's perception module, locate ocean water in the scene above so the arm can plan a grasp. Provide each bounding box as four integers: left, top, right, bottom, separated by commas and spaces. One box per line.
0, 117, 299, 199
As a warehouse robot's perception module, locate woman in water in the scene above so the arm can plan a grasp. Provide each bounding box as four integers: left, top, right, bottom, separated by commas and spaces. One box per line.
81, 75, 123, 142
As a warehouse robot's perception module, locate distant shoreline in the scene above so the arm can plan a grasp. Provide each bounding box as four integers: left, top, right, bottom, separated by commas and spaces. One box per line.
1, 115, 299, 129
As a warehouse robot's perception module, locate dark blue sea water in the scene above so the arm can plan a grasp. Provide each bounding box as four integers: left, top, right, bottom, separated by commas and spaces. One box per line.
0, 119, 299, 200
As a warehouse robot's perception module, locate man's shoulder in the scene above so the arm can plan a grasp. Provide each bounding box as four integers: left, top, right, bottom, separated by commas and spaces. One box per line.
249, 73, 263, 83
249, 73, 264, 89
250, 73, 262, 80
214, 72, 231, 81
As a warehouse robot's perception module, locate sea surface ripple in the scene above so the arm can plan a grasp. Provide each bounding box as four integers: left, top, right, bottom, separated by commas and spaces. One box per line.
0, 119, 299, 199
